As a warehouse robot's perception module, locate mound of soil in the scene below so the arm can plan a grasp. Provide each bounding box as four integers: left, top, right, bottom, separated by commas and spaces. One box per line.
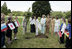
25, 34, 48, 39
25, 37, 32, 39
35, 34, 48, 38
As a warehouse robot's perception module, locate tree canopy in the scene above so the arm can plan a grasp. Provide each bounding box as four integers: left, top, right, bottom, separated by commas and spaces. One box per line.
32, 1, 51, 17
1, 2, 11, 15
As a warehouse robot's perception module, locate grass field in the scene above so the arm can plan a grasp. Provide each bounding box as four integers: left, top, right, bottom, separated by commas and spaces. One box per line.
5, 16, 68, 48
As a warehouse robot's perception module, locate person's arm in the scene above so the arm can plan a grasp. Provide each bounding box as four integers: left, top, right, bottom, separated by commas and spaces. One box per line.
53, 19, 55, 28
50, 20, 52, 27
60, 23, 63, 30
49, 19, 51, 25
69, 25, 71, 39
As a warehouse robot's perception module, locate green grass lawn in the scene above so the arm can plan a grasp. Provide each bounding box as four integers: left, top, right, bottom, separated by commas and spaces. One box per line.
5, 17, 68, 48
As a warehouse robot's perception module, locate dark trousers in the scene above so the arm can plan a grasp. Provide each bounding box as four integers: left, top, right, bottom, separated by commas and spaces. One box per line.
65, 37, 71, 48
60, 31, 64, 43
69, 39, 71, 48
1, 32, 5, 47
31, 24, 35, 33
6, 29, 12, 41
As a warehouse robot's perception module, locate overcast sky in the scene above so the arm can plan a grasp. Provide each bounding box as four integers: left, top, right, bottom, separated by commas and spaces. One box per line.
1, 1, 71, 12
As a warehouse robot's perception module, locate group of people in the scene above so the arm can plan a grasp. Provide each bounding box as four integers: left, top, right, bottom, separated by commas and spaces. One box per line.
29, 14, 71, 48
29, 15, 51, 36
60, 18, 71, 48
1, 13, 71, 48
29, 14, 60, 37
1, 13, 19, 48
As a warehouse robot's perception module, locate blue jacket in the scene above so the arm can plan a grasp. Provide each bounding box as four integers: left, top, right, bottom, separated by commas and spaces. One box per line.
60, 23, 63, 30
66, 23, 71, 38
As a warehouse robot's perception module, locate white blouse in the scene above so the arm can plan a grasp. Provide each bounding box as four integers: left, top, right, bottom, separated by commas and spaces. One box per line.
30, 19, 35, 25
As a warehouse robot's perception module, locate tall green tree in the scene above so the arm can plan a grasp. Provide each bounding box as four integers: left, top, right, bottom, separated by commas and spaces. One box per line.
1, 2, 8, 15
7, 9, 11, 14
25, 8, 33, 23
1, 2, 11, 15
32, 1, 51, 17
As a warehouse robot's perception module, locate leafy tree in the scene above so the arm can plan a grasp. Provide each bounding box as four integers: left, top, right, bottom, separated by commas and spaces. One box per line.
1, 2, 11, 15
7, 9, 11, 14
24, 8, 33, 23
32, 1, 51, 17
1, 2, 8, 15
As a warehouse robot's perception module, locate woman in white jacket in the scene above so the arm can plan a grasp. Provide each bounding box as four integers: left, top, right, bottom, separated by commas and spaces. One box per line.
34, 16, 39, 36
40, 15, 46, 34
